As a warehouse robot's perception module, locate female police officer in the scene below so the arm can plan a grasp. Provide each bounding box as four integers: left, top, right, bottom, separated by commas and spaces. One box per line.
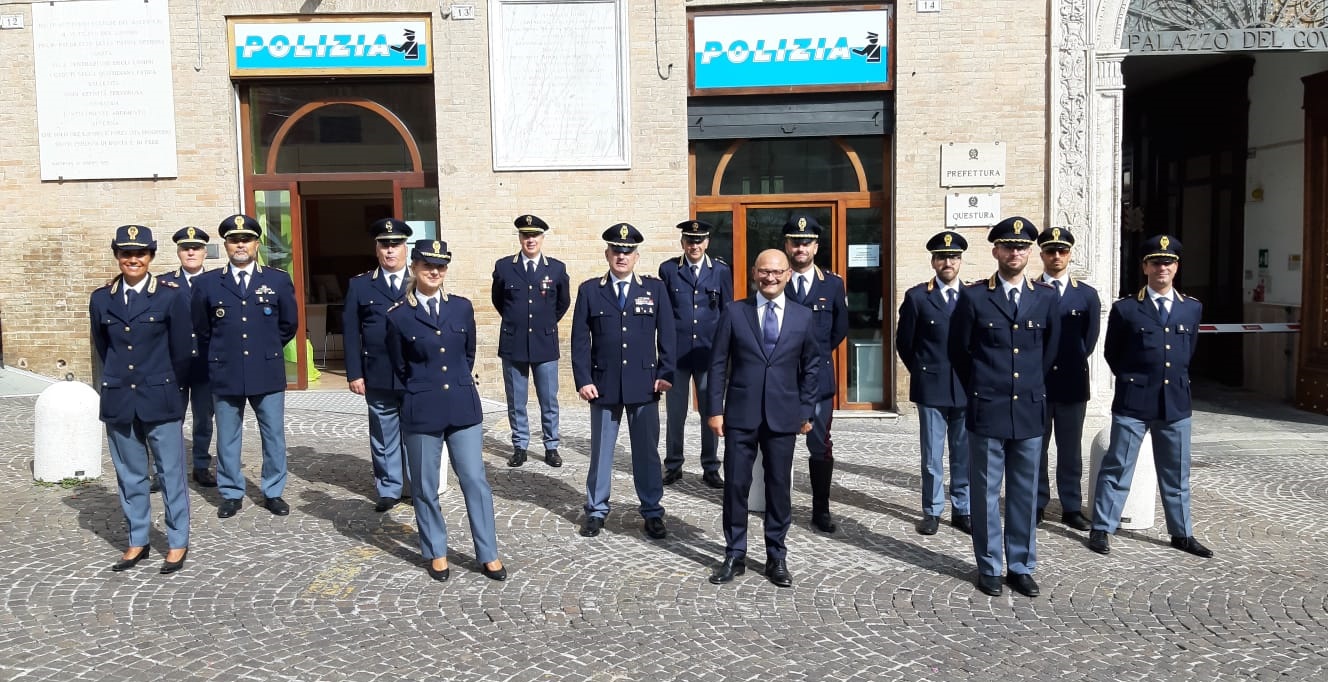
89, 225, 195, 574
386, 240, 506, 582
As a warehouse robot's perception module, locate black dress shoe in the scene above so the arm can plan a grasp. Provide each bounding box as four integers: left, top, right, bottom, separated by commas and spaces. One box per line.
192, 468, 217, 487
1170, 535, 1214, 558
976, 574, 1003, 596
1006, 572, 1040, 597
149, 476, 162, 493
507, 448, 527, 467
159, 548, 188, 575
811, 512, 837, 534
1062, 511, 1091, 531
764, 559, 792, 587
217, 498, 242, 518
702, 470, 724, 489
1035, 507, 1045, 525
263, 497, 290, 516
709, 556, 747, 584
952, 514, 973, 535
1087, 529, 1111, 554
643, 517, 668, 539
111, 546, 150, 572
916, 514, 940, 535
426, 563, 451, 582
662, 468, 683, 485
579, 516, 604, 537
481, 562, 508, 581
374, 497, 399, 513
544, 449, 562, 468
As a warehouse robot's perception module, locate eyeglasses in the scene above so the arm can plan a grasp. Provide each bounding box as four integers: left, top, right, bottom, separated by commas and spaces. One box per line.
755, 268, 789, 278
226, 235, 256, 244
998, 244, 1032, 253
1042, 247, 1070, 255
932, 255, 962, 262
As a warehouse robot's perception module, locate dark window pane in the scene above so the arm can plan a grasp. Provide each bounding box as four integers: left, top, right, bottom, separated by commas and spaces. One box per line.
693, 140, 728, 196
842, 135, 886, 192
276, 104, 411, 173
720, 138, 859, 195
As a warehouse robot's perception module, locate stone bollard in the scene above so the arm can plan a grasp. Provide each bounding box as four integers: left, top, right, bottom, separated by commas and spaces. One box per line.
1086, 425, 1157, 530
34, 375, 102, 482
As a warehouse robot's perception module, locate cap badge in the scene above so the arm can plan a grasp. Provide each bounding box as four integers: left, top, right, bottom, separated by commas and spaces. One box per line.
691, 222, 699, 230
386, 222, 395, 233
1013, 219, 1024, 235
619, 224, 629, 239
233, 216, 244, 228
1052, 227, 1061, 241
1160, 236, 1170, 250
127, 226, 139, 240
943, 233, 953, 247
433, 240, 442, 253
525, 215, 534, 226
186, 227, 196, 240
797, 217, 807, 230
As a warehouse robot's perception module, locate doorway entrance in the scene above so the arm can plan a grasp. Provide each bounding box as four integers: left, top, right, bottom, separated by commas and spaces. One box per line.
240, 80, 440, 388
691, 136, 891, 409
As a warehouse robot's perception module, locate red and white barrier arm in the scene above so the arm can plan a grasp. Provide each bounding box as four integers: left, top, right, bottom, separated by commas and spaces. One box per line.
1196, 323, 1301, 334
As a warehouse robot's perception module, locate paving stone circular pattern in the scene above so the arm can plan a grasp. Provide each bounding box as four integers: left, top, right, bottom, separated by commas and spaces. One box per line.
2, 392, 1328, 680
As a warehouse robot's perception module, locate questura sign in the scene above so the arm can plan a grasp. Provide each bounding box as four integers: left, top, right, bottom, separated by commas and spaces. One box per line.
229, 16, 432, 76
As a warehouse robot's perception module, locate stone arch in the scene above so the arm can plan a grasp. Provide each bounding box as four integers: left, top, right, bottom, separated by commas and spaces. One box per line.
1095, 0, 1132, 51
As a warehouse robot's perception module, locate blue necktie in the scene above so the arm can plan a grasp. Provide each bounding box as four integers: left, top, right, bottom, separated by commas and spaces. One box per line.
125, 288, 138, 308
617, 281, 628, 310
1157, 298, 1170, 325
527, 260, 536, 277
389, 274, 400, 298
1008, 287, 1019, 315
796, 275, 808, 302
945, 288, 956, 313
762, 301, 779, 354
1053, 280, 1063, 297
428, 297, 438, 321
238, 270, 249, 295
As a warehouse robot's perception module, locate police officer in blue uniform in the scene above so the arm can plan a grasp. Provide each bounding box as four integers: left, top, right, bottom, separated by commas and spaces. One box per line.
491, 214, 571, 468
571, 223, 676, 540
343, 218, 412, 512
948, 216, 1060, 598
1088, 235, 1213, 559
896, 230, 972, 536
659, 219, 732, 489
386, 240, 507, 582
783, 215, 848, 533
1035, 226, 1101, 531
156, 226, 217, 489
191, 214, 298, 519
90, 225, 194, 574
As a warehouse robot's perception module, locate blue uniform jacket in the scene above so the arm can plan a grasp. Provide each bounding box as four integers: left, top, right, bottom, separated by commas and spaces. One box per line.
657, 254, 732, 371
1044, 277, 1102, 403
570, 272, 676, 406
785, 266, 848, 399
157, 267, 209, 387
1104, 289, 1202, 422
385, 292, 483, 433
191, 264, 297, 397
490, 253, 571, 364
948, 275, 1061, 440
706, 298, 820, 433
90, 274, 194, 425
343, 267, 407, 391
895, 279, 966, 408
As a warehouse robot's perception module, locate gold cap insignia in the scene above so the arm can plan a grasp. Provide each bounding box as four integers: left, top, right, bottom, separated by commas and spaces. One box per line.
691, 222, 699, 230
186, 227, 196, 239
234, 216, 244, 228
385, 222, 395, 233
1013, 219, 1024, 235
1052, 227, 1061, 241
798, 217, 807, 230
943, 233, 953, 247
525, 215, 534, 226
433, 240, 442, 253
127, 226, 139, 240
1160, 236, 1170, 250
619, 224, 629, 239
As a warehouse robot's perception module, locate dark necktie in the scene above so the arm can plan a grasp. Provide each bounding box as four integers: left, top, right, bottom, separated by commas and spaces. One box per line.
945, 288, 957, 313
762, 301, 779, 354
238, 270, 249, 295
389, 274, 400, 298
428, 297, 439, 321
125, 288, 138, 308
691, 264, 700, 281
796, 275, 807, 302
1008, 287, 1019, 315
617, 281, 628, 310
1157, 298, 1170, 325
527, 260, 536, 277
1053, 280, 1063, 297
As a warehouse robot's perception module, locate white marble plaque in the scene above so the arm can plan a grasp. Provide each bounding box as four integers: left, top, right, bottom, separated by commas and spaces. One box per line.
946, 193, 1001, 227
33, 0, 177, 180
489, 0, 630, 170
940, 142, 1005, 187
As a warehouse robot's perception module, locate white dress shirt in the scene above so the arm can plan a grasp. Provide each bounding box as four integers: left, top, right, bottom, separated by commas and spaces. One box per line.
757, 292, 787, 336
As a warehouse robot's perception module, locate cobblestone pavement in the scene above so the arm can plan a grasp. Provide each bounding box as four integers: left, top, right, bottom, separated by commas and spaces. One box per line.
2, 382, 1327, 681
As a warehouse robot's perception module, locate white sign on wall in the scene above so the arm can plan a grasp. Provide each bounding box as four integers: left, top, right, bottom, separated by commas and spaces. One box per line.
946, 193, 1001, 227
940, 142, 1005, 187
33, 0, 178, 181
488, 0, 630, 170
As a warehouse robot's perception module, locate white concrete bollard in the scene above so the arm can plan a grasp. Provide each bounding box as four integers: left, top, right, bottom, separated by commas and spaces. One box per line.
34, 377, 103, 482
1087, 425, 1157, 530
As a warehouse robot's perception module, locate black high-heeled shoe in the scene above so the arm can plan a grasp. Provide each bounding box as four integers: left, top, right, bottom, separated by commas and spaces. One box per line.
481, 562, 508, 582
160, 548, 188, 575
426, 562, 450, 582
111, 546, 150, 572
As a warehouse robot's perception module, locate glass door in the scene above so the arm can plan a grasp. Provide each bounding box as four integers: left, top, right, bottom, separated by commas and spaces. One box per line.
845, 206, 885, 404
250, 185, 307, 389
741, 205, 834, 297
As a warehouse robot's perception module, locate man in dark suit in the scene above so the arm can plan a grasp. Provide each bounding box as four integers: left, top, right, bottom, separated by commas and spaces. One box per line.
658, 219, 732, 489
948, 216, 1059, 598
1035, 226, 1101, 531
707, 249, 820, 588
896, 230, 971, 537
157, 226, 217, 489
343, 218, 412, 512
191, 214, 298, 519
570, 223, 676, 540
492, 214, 571, 468
783, 215, 848, 534
1088, 235, 1212, 559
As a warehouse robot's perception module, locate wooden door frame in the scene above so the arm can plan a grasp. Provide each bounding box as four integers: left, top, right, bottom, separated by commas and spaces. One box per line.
1298, 69, 1328, 415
